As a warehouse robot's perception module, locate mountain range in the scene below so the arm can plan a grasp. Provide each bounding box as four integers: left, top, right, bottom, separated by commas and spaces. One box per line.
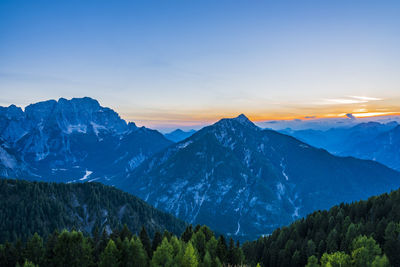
282, 121, 400, 171
164, 129, 196, 143
1, 97, 400, 241
117, 114, 400, 240
0, 97, 172, 183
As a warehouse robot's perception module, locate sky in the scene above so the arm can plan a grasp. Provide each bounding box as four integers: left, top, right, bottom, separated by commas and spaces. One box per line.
1, 0, 400, 131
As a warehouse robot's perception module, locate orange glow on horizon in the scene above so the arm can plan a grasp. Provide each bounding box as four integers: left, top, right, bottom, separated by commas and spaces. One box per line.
128, 111, 400, 129
120, 94, 400, 128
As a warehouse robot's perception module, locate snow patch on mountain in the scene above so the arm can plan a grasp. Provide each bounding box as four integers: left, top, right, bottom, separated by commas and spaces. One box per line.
178, 140, 193, 149
234, 221, 241, 235
280, 159, 289, 181
90, 122, 107, 136
0, 147, 16, 169
276, 182, 285, 200
128, 153, 146, 169
67, 124, 87, 134
244, 149, 251, 167
80, 170, 93, 181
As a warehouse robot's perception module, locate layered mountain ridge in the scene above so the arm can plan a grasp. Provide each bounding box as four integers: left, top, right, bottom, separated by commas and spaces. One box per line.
282, 121, 400, 170
2, 98, 400, 241
118, 114, 400, 240
164, 129, 196, 142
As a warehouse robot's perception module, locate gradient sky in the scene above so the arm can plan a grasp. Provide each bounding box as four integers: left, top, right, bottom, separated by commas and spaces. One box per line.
1, 0, 400, 130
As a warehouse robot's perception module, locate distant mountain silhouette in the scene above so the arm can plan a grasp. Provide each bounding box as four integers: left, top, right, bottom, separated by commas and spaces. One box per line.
164, 129, 196, 142
282, 121, 400, 170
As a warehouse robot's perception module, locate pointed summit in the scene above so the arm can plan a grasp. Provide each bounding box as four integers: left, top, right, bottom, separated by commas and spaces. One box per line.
214, 113, 258, 131
234, 113, 250, 123
231, 113, 258, 129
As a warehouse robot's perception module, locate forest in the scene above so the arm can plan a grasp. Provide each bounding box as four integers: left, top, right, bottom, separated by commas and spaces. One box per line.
242, 188, 400, 266
0, 224, 245, 267
1, 179, 400, 266
0, 179, 186, 243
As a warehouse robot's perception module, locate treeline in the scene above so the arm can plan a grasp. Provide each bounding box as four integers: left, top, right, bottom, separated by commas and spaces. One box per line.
0, 179, 186, 243
3, 178, 400, 266
0, 224, 247, 267
242, 188, 400, 266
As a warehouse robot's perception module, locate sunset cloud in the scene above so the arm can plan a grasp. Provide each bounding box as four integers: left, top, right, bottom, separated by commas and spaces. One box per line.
320, 96, 382, 105
349, 96, 383, 101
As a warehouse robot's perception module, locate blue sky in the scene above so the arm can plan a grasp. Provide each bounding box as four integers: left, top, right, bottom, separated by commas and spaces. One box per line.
1, 0, 400, 130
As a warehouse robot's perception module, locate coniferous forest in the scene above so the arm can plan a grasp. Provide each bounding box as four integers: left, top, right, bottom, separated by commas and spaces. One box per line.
0, 224, 245, 267
242, 189, 400, 267
1, 178, 400, 266
0, 179, 186, 243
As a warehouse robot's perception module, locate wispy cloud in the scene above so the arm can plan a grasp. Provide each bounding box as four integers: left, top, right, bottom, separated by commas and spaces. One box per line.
349, 96, 382, 101
318, 96, 382, 105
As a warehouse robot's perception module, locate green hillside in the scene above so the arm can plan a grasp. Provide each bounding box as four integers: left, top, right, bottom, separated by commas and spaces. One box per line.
0, 179, 186, 243
243, 187, 400, 266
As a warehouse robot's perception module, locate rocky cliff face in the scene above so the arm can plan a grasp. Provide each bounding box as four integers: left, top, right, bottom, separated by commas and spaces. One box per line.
0, 97, 172, 183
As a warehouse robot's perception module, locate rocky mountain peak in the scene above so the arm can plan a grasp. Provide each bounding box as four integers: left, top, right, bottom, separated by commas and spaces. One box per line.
22, 97, 128, 134
233, 113, 255, 126
0, 105, 24, 120
215, 113, 259, 132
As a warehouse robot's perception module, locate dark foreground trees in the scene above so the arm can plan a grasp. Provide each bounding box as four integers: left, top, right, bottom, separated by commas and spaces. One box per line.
243, 189, 400, 267
0, 225, 246, 267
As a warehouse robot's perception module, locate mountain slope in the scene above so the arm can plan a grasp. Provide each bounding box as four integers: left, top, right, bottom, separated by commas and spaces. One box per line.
0, 97, 173, 183
282, 121, 400, 170
118, 114, 400, 240
342, 125, 400, 171
0, 178, 187, 243
243, 184, 400, 267
164, 129, 196, 142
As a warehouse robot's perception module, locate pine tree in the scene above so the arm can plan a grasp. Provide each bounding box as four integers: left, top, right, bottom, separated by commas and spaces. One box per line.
320, 251, 351, 267
151, 238, 174, 267
191, 231, 206, 258
205, 236, 218, 258
43, 230, 58, 267
99, 239, 119, 267
152, 231, 163, 252
131, 237, 148, 267
169, 236, 182, 258
53, 230, 93, 267
199, 226, 214, 242
140, 226, 153, 258
305, 255, 320, 267
383, 222, 400, 266
202, 251, 212, 267
372, 255, 390, 267
181, 225, 194, 243
120, 238, 134, 267
24, 233, 44, 265
216, 235, 227, 264
351, 236, 383, 267
120, 224, 133, 241
181, 242, 198, 267
227, 237, 235, 265
163, 230, 172, 241
22, 260, 37, 267
306, 240, 316, 258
